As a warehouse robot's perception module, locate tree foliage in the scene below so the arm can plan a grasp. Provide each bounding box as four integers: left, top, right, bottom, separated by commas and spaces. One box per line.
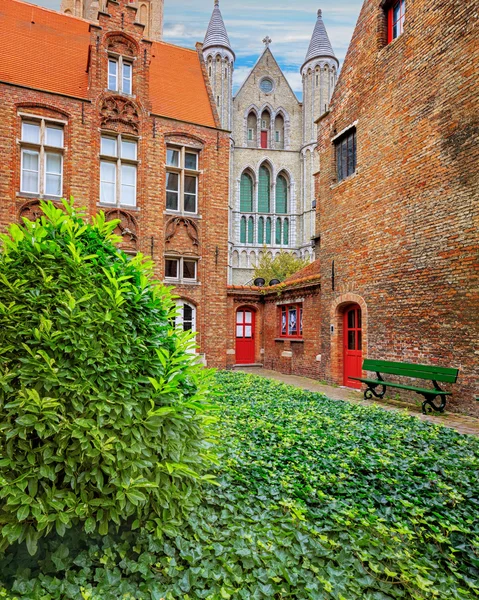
253, 250, 309, 284
0, 201, 215, 556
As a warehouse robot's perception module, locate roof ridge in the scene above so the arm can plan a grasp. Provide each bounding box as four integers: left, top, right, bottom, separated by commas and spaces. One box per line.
8, 0, 93, 24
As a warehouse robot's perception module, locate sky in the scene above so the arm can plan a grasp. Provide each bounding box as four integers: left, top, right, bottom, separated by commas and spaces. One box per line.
28, 0, 363, 97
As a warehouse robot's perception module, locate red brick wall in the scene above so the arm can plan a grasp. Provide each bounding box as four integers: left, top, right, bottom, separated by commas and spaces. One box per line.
316, 0, 479, 413
0, 0, 229, 368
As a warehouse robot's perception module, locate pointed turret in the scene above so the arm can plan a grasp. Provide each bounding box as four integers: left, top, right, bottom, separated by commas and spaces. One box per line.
203, 0, 235, 130
203, 0, 235, 57
301, 9, 339, 143
302, 9, 337, 70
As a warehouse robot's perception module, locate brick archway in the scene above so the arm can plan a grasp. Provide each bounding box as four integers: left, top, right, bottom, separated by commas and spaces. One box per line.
329, 294, 368, 386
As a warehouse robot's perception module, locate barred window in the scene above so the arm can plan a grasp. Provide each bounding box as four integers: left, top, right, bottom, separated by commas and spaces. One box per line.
335, 128, 356, 182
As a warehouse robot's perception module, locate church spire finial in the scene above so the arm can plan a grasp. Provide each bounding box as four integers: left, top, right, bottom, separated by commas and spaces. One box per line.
214, 0, 219, 5
317, 9, 322, 17
263, 36, 272, 48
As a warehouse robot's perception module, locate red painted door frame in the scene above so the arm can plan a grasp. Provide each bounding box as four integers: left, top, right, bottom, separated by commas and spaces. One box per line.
236, 308, 256, 364
343, 305, 363, 388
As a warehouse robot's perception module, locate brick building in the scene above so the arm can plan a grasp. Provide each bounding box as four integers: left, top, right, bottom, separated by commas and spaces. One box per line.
0, 0, 230, 368
229, 0, 478, 415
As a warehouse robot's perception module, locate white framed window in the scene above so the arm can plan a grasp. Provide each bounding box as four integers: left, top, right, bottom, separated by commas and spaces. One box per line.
108, 56, 133, 95
20, 117, 64, 197
248, 128, 254, 141
166, 146, 199, 214
165, 256, 198, 283
100, 134, 138, 207
176, 300, 197, 354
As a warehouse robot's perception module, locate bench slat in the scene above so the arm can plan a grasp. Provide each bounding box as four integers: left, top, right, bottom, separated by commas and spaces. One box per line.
350, 377, 452, 395
362, 359, 458, 383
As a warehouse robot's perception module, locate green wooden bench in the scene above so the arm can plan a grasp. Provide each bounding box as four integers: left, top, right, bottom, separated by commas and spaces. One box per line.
350, 359, 459, 414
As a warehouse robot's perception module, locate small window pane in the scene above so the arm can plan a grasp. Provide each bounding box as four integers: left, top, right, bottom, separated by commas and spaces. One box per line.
184, 195, 196, 213
100, 161, 116, 204
121, 164, 136, 206
289, 308, 297, 335
348, 310, 356, 329
245, 311, 252, 324
166, 172, 179, 191
46, 126, 63, 148
122, 63, 132, 95
236, 311, 244, 325
166, 149, 179, 167
184, 175, 196, 195
348, 331, 356, 350
236, 325, 243, 338
358, 331, 362, 351
183, 303, 193, 322
185, 153, 197, 170
108, 59, 118, 91
45, 153, 62, 196
21, 150, 39, 193
166, 192, 179, 211
281, 308, 287, 335
183, 260, 196, 280
101, 136, 117, 157
165, 259, 178, 278
22, 122, 40, 144
121, 139, 137, 160
244, 326, 252, 338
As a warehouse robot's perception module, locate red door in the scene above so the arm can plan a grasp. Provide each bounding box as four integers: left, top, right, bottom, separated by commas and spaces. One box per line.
261, 130, 268, 149
343, 305, 362, 388
236, 309, 255, 364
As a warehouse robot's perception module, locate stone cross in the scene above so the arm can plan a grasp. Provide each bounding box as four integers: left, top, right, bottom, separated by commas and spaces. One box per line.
263, 36, 272, 47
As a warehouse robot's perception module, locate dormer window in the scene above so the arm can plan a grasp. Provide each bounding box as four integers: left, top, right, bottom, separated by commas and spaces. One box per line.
108, 56, 132, 95
387, 0, 406, 43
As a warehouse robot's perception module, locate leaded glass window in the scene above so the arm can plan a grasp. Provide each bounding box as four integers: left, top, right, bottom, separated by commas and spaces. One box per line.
275, 175, 288, 213
258, 166, 271, 213
240, 172, 253, 212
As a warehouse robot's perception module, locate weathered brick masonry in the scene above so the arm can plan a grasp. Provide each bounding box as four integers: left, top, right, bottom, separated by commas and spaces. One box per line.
316, 0, 479, 413
0, 0, 230, 368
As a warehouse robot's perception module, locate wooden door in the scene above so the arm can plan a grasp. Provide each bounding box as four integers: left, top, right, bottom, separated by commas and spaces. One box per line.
261, 130, 268, 149
343, 305, 362, 388
236, 309, 255, 364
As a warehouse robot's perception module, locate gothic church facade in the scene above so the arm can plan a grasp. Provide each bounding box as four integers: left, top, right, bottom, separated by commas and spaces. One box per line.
202, 3, 339, 284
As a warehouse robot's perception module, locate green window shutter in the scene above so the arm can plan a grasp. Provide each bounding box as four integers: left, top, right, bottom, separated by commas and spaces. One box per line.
275, 218, 282, 245
248, 217, 254, 244
265, 218, 272, 244
258, 217, 264, 244
240, 173, 253, 212
258, 166, 270, 213
283, 218, 289, 245
275, 175, 287, 214
240, 217, 246, 243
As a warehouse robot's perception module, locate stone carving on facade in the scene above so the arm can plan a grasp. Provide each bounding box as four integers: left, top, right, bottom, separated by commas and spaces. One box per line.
19, 200, 50, 222
100, 96, 140, 134
105, 209, 138, 253
106, 34, 136, 57
165, 217, 200, 248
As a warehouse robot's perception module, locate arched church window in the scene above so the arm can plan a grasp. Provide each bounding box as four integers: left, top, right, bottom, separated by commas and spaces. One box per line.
175, 300, 197, 354
275, 174, 288, 213
265, 217, 272, 244
240, 172, 253, 212
283, 218, 289, 245
248, 217, 254, 244
240, 216, 246, 243
258, 166, 271, 213
275, 218, 282, 245
258, 217, 264, 244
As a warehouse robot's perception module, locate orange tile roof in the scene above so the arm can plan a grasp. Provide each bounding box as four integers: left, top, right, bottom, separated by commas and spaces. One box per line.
283, 259, 321, 284
0, 0, 217, 128
149, 42, 217, 128
0, 0, 90, 98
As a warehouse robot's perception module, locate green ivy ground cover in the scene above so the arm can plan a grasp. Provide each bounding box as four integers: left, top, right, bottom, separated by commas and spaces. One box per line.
1, 371, 479, 599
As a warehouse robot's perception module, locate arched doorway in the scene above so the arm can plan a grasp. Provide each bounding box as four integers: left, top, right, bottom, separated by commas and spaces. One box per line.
236, 308, 256, 364
343, 304, 362, 388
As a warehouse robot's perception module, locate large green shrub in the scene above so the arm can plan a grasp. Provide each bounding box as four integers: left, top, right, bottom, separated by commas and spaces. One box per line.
0, 201, 215, 555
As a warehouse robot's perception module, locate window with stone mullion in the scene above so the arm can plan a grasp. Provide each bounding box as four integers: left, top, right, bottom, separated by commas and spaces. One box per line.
275, 175, 287, 214
240, 173, 253, 212
258, 166, 271, 213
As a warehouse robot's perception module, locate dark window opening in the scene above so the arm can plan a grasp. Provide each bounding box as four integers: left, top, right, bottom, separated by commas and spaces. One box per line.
335, 128, 356, 182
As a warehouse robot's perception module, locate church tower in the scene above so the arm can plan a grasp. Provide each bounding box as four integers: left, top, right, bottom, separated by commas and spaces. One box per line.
203, 0, 235, 130
60, 0, 164, 41
301, 9, 338, 144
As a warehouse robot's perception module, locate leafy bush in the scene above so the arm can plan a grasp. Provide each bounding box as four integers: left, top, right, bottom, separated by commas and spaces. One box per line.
253, 250, 309, 283
2, 371, 479, 599
0, 201, 215, 556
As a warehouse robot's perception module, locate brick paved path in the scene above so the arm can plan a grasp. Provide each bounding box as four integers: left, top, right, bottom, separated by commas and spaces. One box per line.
237, 367, 479, 437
